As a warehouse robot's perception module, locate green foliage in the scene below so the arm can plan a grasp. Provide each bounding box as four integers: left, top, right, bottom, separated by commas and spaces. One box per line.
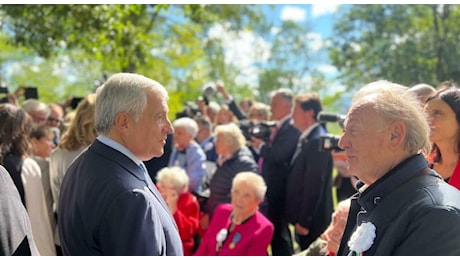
329, 4, 460, 91
0, 4, 338, 116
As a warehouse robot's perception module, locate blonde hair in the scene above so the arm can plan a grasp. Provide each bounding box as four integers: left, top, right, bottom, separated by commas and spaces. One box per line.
59, 93, 97, 151
214, 122, 246, 153
248, 102, 271, 120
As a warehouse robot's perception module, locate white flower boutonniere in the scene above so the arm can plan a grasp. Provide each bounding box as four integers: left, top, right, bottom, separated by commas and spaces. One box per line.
348, 222, 376, 256
215, 228, 228, 253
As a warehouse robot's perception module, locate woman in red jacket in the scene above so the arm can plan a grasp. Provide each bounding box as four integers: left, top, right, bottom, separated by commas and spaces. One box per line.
156, 166, 200, 255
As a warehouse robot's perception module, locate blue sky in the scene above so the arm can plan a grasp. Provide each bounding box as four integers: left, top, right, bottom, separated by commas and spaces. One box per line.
204, 4, 345, 94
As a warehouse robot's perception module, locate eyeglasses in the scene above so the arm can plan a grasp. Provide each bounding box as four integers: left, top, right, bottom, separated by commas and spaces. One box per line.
47, 117, 63, 124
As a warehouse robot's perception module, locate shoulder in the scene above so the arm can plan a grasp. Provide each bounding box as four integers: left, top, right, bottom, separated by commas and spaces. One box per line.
22, 158, 41, 176
187, 142, 206, 156
215, 203, 233, 215
255, 211, 274, 228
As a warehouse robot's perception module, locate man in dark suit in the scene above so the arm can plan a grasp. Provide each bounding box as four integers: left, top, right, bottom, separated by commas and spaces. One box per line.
58, 73, 183, 256
286, 93, 333, 251
254, 88, 300, 256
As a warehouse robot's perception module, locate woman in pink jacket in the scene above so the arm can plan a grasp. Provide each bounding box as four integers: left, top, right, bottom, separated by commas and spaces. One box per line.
194, 171, 273, 256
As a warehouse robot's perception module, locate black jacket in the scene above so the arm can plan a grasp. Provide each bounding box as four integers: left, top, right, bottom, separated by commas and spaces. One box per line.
204, 146, 258, 218
261, 118, 301, 209
285, 124, 333, 237
338, 154, 460, 256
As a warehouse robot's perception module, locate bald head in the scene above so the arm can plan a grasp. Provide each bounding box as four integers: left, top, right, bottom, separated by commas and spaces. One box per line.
409, 83, 436, 104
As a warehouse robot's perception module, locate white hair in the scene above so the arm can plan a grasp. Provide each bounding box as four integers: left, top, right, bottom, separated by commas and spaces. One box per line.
95, 73, 168, 135
173, 117, 199, 138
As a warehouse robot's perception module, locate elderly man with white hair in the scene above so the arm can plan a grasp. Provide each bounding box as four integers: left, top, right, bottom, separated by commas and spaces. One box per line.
337, 80, 460, 256
22, 99, 50, 125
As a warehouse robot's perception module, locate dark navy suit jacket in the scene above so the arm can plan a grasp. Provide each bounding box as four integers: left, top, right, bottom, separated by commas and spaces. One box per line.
285, 124, 333, 241
58, 139, 183, 256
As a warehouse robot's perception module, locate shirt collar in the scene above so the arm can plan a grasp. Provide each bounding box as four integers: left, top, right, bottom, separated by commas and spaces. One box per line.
96, 135, 142, 166
299, 122, 320, 140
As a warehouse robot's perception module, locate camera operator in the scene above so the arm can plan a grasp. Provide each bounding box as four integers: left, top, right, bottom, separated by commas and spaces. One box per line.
239, 102, 273, 161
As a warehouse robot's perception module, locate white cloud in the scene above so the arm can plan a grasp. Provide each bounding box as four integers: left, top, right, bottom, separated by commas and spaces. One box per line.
311, 4, 339, 18
270, 26, 280, 36
306, 32, 325, 52
280, 6, 306, 22
317, 64, 337, 75
206, 23, 272, 88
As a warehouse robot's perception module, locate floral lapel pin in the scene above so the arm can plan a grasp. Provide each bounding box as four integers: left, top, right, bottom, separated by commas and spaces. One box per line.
348, 222, 376, 256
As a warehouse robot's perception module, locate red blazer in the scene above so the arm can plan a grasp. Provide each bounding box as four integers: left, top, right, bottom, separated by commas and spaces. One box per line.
174, 192, 200, 256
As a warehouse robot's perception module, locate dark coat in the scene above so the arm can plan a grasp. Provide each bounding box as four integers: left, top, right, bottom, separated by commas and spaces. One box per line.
285, 124, 333, 244
261, 118, 301, 209
338, 154, 460, 256
204, 146, 258, 218
58, 139, 183, 256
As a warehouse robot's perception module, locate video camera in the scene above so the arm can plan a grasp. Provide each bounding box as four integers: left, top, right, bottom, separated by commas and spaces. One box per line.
318, 112, 346, 152
239, 119, 276, 143
176, 101, 202, 119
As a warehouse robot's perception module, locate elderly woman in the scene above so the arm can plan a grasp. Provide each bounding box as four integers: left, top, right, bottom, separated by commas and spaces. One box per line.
168, 116, 207, 194
424, 85, 460, 189
195, 171, 274, 256
156, 166, 200, 256
201, 123, 258, 221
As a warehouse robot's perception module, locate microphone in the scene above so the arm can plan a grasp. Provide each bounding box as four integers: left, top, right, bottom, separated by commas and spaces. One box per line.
317, 112, 346, 129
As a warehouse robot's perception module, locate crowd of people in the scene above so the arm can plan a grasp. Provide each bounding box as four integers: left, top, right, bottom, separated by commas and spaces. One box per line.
1, 73, 460, 256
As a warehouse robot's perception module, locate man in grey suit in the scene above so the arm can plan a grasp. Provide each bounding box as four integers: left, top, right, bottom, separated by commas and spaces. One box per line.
58, 73, 183, 256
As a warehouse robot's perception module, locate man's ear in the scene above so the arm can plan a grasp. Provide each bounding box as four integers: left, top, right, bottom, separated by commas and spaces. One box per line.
114, 112, 130, 135
389, 121, 406, 149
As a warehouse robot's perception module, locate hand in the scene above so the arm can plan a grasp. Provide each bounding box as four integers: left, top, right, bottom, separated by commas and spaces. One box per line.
196, 98, 207, 114
158, 185, 179, 214
249, 136, 265, 150
321, 229, 342, 255
200, 213, 210, 230
295, 223, 309, 236
165, 189, 179, 214
7, 93, 19, 107
216, 82, 230, 100
14, 86, 25, 98
334, 159, 351, 178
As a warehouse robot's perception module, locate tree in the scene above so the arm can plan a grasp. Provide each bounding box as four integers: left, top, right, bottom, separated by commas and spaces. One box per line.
0, 4, 267, 110
329, 4, 460, 91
